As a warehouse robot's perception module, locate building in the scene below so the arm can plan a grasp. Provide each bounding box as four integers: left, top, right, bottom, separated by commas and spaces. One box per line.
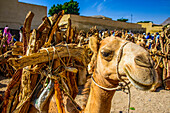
0, 0, 47, 30
59, 14, 146, 33
90, 15, 112, 20
138, 22, 163, 34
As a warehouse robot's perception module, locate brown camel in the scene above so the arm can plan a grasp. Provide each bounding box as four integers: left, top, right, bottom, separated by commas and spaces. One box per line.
84, 35, 156, 113
136, 34, 146, 48
29, 35, 156, 113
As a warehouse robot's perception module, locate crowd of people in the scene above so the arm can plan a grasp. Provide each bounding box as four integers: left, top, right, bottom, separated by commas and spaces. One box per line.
94, 28, 169, 55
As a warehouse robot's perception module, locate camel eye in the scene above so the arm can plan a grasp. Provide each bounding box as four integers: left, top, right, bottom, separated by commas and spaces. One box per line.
102, 52, 110, 57
101, 50, 114, 61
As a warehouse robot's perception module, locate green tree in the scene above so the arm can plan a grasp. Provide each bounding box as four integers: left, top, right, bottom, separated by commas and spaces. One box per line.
137, 21, 153, 23
48, 0, 80, 16
117, 18, 128, 22
48, 4, 62, 16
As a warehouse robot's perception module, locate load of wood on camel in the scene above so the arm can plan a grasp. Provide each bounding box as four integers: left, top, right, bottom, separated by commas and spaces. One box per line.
0, 36, 16, 77
145, 27, 170, 90
0, 10, 91, 113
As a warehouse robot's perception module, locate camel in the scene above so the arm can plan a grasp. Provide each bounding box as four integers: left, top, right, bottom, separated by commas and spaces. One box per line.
84, 35, 156, 113
27, 35, 156, 113
136, 34, 146, 48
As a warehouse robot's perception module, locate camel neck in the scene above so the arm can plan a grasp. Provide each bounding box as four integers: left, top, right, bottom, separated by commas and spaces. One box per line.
84, 73, 117, 113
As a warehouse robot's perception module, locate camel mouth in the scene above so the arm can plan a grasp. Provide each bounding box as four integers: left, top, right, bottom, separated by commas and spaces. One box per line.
124, 67, 153, 90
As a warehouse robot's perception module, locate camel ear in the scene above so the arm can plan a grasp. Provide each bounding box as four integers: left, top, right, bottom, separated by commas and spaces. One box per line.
89, 36, 98, 53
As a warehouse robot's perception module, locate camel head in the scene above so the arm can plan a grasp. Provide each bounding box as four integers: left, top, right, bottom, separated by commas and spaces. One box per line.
89, 35, 156, 90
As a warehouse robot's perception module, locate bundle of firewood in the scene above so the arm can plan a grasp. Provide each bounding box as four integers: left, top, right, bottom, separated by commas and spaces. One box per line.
1, 11, 90, 113
0, 51, 15, 77
0, 34, 16, 77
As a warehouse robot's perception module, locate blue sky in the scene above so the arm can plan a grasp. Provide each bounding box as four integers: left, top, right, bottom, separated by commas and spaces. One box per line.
19, 0, 170, 24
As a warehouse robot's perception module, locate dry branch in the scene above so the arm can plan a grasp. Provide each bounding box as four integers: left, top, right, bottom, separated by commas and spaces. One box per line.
44, 10, 64, 47
0, 51, 12, 64
8, 44, 90, 70
17, 28, 39, 113
37, 16, 51, 32
23, 11, 34, 55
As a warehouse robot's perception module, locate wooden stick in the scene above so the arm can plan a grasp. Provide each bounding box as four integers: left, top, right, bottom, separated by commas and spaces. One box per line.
70, 72, 79, 99
23, 11, 34, 55
8, 44, 90, 70
17, 28, 38, 113
14, 41, 23, 47
66, 18, 71, 43
2, 69, 22, 113
44, 10, 64, 47
0, 51, 12, 64
160, 36, 167, 80
26, 29, 37, 55
37, 16, 51, 33
54, 80, 65, 113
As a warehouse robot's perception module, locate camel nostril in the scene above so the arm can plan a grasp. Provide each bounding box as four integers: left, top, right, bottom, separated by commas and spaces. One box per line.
134, 54, 153, 68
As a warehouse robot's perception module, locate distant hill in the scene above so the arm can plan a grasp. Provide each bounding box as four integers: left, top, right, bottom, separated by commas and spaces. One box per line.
161, 17, 170, 25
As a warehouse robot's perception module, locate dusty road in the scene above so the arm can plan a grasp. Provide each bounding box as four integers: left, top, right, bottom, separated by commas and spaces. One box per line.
75, 85, 170, 113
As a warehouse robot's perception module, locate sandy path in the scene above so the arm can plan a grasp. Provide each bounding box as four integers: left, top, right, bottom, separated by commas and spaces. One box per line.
75, 86, 170, 113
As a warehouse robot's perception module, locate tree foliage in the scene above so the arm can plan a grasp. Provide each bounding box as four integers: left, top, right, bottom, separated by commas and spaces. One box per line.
117, 18, 128, 22
48, 0, 80, 16
137, 21, 153, 23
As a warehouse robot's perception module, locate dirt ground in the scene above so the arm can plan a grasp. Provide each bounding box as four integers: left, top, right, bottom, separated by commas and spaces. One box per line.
1, 75, 170, 113
75, 85, 170, 113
